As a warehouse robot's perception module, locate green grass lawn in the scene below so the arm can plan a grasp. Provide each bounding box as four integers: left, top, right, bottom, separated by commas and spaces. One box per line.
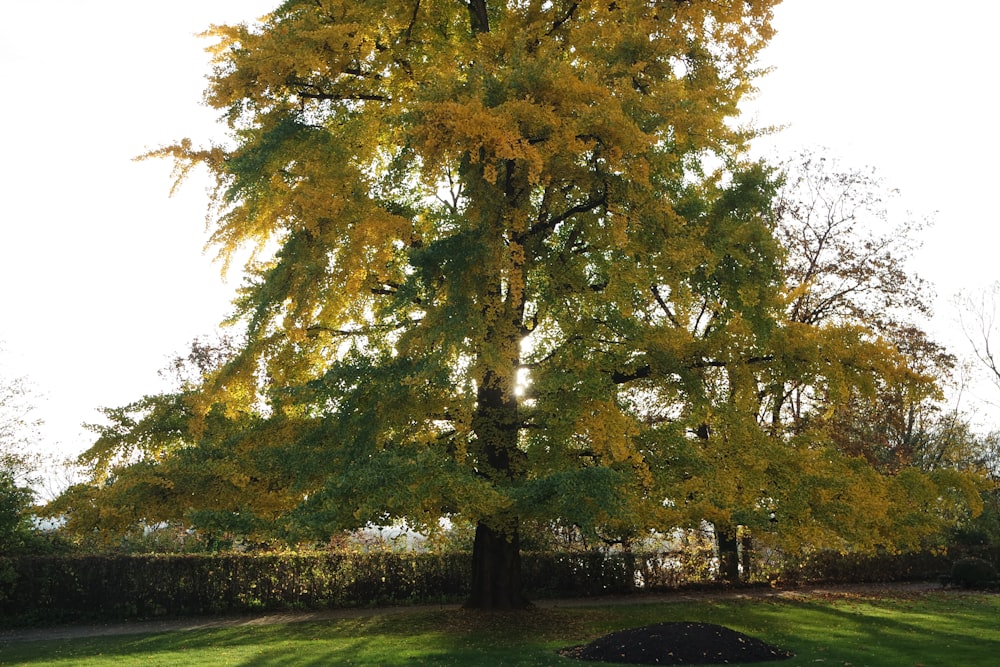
2, 590, 997, 666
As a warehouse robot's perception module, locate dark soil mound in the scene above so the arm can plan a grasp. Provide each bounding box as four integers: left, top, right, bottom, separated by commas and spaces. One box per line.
560, 621, 794, 665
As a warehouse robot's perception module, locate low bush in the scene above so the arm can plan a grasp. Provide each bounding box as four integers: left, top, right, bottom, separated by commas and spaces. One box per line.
948, 557, 998, 589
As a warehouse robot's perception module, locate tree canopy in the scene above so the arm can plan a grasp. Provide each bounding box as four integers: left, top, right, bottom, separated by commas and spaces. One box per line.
49, 0, 987, 608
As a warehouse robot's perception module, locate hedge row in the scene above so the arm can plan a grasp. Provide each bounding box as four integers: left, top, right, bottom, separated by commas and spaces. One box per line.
775, 546, 1000, 585
1, 550, 721, 623
3, 546, 997, 624
0, 552, 469, 624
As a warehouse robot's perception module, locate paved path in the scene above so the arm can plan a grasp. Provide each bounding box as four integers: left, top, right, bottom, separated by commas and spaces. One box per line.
0, 581, 940, 644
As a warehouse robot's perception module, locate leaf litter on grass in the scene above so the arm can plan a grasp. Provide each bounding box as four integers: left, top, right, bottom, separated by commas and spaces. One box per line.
559, 621, 794, 665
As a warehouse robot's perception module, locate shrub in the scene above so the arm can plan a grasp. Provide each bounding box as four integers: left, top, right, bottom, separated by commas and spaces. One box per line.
949, 557, 998, 588
0, 472, 34, 554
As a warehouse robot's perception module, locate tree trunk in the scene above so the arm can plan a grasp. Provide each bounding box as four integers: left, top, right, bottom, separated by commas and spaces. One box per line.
462, 150, 530, 609
740, 532, 753, 583
465, 520, 529, 609
716, 524, 740, 584
465, 367, 528, 609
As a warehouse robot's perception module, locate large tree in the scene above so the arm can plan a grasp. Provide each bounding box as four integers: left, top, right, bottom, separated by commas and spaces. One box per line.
54, 2, 985, 602
123, 0, 781, 608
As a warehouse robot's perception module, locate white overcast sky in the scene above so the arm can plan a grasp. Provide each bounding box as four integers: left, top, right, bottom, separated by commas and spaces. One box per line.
1, 1, 999, 464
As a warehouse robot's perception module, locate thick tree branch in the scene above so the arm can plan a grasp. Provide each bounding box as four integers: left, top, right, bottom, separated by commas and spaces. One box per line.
296, 90, 389, 103
547, 2, 579, 35
610, 355, 775, 385
468, 0, 489, 34
527, 192, 607, 243
651, 285, 682, 328
305, 321, 412, 338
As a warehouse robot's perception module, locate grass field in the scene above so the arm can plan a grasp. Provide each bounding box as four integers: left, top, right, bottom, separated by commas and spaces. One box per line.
2, 589, 997, 666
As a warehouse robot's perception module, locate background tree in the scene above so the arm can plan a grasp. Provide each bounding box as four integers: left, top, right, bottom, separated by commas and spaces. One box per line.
1, 361, 43, 486
957, 282, 1000, 396
764, 152, 938, 429
0, 350, 44, 553
692, 153, 985, 571
0, 474, 34, 554
952, 283, 1000, 544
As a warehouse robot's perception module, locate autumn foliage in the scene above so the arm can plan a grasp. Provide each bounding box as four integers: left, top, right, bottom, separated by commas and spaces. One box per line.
46, 0, 988, 608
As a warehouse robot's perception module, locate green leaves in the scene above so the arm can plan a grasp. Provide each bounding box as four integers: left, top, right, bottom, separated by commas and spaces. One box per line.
64, 1, 981, 562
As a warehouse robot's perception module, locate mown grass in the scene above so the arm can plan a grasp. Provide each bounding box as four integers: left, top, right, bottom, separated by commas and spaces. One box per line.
2, 590, 997, 666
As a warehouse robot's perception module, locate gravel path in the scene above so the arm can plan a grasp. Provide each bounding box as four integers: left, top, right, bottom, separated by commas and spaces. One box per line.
0, 581, 940, 644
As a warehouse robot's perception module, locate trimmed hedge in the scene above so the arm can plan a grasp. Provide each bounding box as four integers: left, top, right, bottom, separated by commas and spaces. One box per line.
0, 552, 470, 624
776, 550, 948, 585
776, 546, 1000, 586
0, 550, 719, 624
3, 545, 998, 624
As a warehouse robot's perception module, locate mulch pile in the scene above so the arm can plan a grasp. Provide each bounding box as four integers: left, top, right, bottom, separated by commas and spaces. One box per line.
560, 621, 794, 664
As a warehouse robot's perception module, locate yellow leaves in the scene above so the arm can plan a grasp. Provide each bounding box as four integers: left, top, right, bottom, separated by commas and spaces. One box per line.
573, 398, 646, 471
201, 5, 401, 115
414, 98, 547, 188
897, 467, 986, 522
115, 0, 789, 544
167, 0, 784, 324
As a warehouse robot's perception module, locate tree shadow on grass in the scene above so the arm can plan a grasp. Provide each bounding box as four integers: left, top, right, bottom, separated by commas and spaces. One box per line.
4, 593, 999, 667
745, 593, 1000, 666
1, 609, 592, 667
